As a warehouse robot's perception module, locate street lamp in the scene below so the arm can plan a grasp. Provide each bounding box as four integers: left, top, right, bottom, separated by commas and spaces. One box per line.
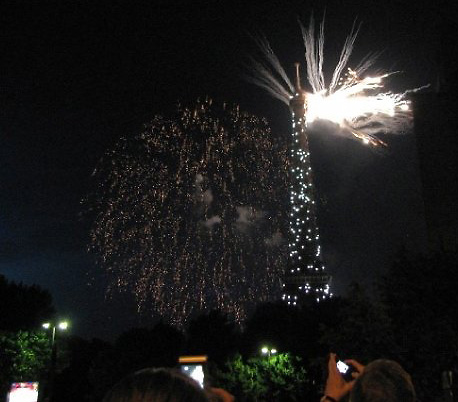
42, 321, 69, 402
261, 346, 277, 358
42, 320, 69, 345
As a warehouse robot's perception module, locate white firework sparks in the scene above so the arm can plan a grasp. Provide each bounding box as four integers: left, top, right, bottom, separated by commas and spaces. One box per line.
248, 17, 423, 146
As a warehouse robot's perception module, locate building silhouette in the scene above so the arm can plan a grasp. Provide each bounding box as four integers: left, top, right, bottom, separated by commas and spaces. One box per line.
413, 92, 458, 253
412, 19, 458, 253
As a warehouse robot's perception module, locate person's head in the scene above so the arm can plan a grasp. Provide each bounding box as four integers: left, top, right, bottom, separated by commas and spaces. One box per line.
350, 359, 416, 402
102, 367, 209, 402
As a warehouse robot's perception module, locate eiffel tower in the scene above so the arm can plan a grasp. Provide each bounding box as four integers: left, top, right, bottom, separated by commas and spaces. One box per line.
282, 64, 332, 305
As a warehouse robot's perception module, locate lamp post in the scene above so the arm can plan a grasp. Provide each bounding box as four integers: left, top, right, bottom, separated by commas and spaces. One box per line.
42, 321, 68, 402
261, 346, 277, 358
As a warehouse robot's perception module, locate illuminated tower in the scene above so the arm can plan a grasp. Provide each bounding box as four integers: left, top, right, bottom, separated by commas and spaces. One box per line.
283, 64, 331, 305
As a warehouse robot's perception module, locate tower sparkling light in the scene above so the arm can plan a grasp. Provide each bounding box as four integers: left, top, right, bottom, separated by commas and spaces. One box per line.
283, 64, 331, 303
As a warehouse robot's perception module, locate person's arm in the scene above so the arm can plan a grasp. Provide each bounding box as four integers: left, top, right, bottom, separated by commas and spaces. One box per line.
321, 353, 364, 402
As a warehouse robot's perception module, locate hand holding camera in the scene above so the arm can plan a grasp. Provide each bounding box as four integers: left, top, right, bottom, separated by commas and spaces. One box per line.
322, 353, 365, 402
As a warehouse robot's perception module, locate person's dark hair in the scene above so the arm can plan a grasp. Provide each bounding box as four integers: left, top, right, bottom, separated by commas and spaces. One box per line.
350, 360, 416, 402
102, 367, 209, 402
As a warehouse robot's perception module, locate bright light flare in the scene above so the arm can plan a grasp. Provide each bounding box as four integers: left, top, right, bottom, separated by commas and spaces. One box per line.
249, 18, 422, 147
58, 321, 69, 330
305, 68, 411, 145
307, 78, 403, 123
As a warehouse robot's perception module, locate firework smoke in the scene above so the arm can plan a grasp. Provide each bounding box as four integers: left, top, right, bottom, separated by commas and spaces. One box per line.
248, 17, 422, 146
88, 100, 288, 326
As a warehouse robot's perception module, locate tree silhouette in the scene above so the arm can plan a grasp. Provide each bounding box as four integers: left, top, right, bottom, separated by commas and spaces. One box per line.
0, 275, 55, 331
186, 310, 240, 365
88, 322, 185, 399
379, 251, 458, 400
320, 283, 396, 362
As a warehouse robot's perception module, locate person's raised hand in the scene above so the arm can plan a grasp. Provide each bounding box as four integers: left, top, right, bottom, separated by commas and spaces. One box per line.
323, 353, 364, 401
344, 359, 365, 380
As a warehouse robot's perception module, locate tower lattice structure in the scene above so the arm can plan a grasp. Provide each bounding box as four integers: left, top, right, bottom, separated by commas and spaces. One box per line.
282, 67, 332, 305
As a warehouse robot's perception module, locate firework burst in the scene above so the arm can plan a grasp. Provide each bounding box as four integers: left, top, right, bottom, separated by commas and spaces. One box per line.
248, 17, 423, 146
88, 100, 288, 326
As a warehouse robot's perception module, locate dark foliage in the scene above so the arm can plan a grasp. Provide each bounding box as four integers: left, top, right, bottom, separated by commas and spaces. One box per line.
378, 251, 458, 400
186, 310, 240, 365
54, 337, 111, 402
87, 322, 185, 400
320, 283, 396, 362
0, 275, 55, 331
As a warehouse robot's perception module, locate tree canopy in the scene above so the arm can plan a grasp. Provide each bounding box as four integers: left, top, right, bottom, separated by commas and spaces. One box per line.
0, 274, 55, 331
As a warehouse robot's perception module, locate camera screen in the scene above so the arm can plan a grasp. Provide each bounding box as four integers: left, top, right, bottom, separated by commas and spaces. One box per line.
7, 382, 39, 402
337, 360, 350, 374
180, 364, 205, 388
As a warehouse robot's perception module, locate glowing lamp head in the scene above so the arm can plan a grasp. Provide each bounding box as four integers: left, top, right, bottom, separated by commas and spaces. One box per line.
42, 322, 51, 329
261, 347, 269, 355
58, 321, 69, 330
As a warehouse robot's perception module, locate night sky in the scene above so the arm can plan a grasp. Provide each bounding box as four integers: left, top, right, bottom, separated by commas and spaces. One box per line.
1, 1, 455, 339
